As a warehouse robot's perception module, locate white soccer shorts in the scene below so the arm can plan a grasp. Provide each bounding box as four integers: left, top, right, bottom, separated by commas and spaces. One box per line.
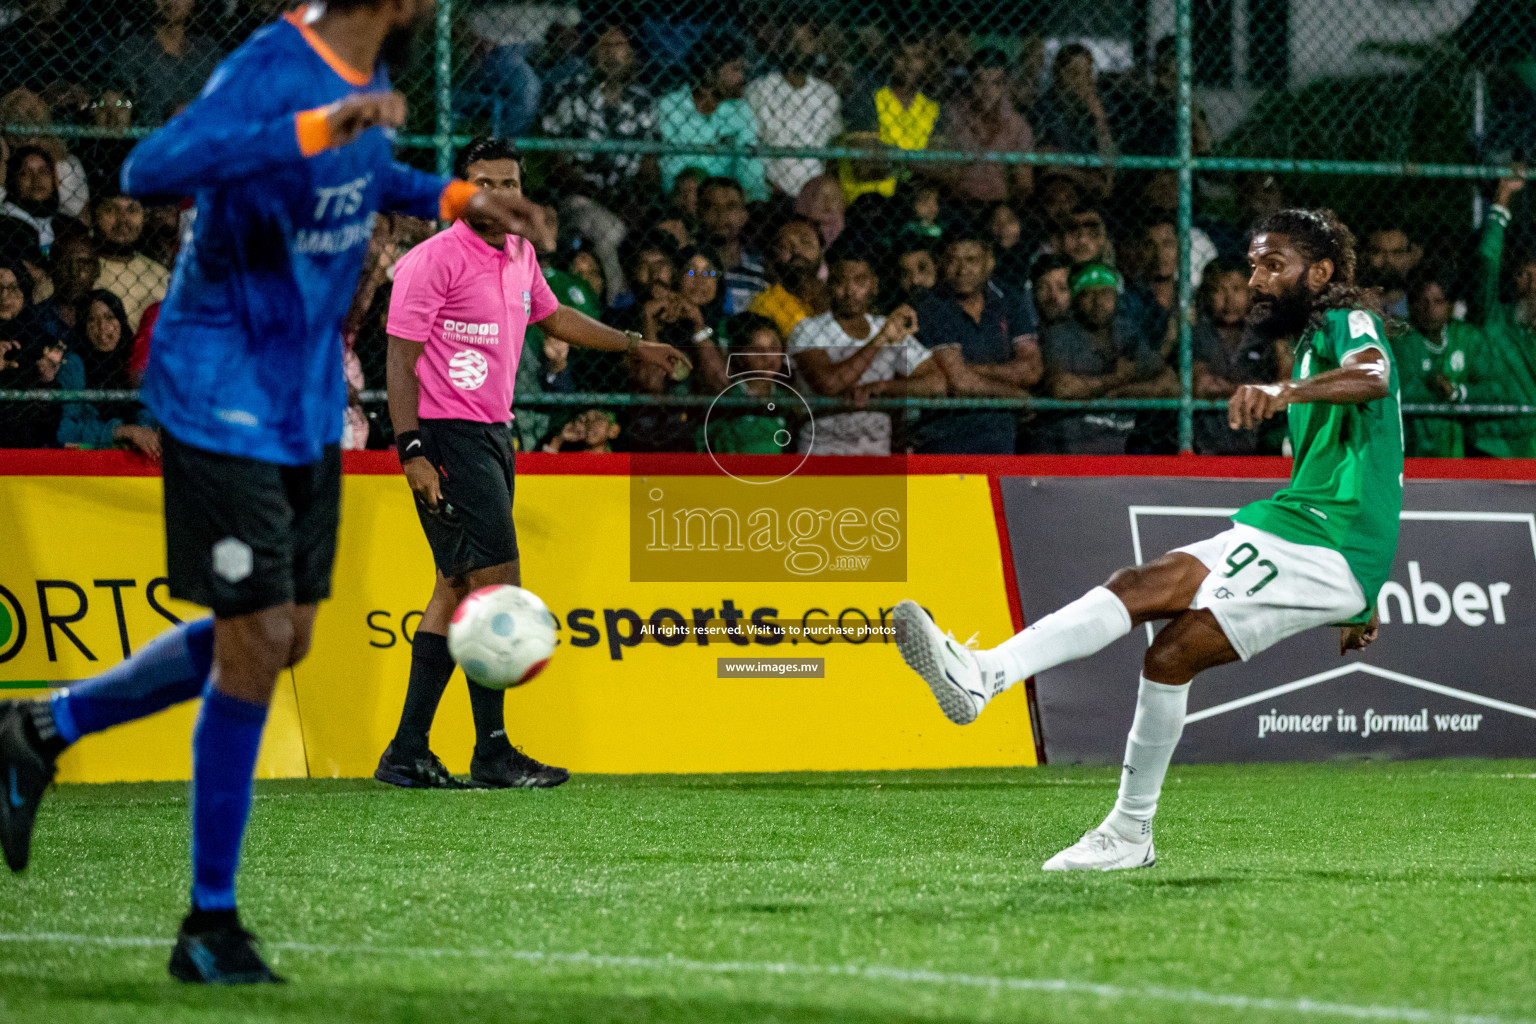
1173, 523, 1367, 661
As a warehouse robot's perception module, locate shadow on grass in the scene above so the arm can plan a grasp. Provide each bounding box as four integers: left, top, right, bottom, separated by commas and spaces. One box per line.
0, 977, 1005, 1024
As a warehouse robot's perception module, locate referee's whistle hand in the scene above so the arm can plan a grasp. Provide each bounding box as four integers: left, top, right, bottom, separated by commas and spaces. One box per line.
635, 340, 690, 379
403, 457, 442, 510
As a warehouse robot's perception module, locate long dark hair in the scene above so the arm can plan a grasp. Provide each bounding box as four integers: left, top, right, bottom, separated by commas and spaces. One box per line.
1252, 208, 1384, 330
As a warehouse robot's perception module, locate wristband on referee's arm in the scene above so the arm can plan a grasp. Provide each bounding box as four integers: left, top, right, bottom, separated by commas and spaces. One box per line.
396, 430, 425, 464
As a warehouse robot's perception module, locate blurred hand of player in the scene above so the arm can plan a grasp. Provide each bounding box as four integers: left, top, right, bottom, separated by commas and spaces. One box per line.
1340, 610, 1379, 655
632, 339, 691, 380
463, 188, 549, 244
403, 456, 442, 511
1229, 382, 1289, 430
0, 340, 18, 370
543, 334, 569, 375
323, 92, 407, 147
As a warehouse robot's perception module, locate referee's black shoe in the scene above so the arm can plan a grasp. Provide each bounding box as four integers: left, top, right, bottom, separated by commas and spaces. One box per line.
0, 700, 58, 873
373, 743, 470, 789
470, 746, 570, 789
169, 908, 285, 985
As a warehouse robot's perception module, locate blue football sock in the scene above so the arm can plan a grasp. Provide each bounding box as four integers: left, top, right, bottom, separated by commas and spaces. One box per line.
189, 683, 269, 912
47, 618, 215, 745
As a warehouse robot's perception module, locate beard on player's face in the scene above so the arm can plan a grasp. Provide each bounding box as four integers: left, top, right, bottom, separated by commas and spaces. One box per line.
1247, 275, 1314, 340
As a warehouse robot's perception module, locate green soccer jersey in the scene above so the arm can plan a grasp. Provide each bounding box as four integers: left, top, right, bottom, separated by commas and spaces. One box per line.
1391, 323, 1477, 458
1232, 308, 1403, 619
1465, 205, 1536, 458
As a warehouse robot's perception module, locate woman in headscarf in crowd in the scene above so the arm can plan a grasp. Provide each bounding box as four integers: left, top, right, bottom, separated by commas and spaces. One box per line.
56, 289, 160, 456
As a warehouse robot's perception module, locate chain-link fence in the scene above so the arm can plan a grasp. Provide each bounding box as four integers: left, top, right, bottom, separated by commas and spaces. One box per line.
0, 0, 1534, 457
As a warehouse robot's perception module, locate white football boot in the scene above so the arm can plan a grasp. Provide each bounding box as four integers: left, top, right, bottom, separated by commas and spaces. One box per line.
1041, 827, 1156, 872
892, 600, 998, 725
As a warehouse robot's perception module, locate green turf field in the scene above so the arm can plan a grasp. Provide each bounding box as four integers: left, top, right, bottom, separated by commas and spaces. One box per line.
2, 760, 1534, 1024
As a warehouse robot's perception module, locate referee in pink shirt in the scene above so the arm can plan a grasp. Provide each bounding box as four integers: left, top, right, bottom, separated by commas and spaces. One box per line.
377, 138, 685, 790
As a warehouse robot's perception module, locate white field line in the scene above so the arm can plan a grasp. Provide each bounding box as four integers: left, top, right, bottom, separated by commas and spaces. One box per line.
0, 931, 1525, 1024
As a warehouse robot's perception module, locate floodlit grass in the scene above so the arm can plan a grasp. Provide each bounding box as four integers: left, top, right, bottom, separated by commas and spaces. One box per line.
2, 761, 1535, 1023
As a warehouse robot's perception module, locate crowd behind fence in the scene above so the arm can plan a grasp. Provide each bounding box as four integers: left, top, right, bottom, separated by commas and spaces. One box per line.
0, 0, 1534, 458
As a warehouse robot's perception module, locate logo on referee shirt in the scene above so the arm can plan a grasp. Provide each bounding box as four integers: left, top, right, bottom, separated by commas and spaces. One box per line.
448, 349, 490, 390
443, 320, 500, 346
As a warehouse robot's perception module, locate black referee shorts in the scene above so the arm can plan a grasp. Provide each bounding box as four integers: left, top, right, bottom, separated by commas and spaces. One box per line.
413, 418, 519, 578
162, 432, 341, 618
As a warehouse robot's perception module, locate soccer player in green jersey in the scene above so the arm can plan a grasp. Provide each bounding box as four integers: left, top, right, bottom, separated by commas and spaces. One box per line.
893, 209, 1401, 871
1466, 173, 1536, 458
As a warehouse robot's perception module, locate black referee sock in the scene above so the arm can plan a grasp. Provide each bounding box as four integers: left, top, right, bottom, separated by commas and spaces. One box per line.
392, 631, 456, 759
466, 680, 510, 760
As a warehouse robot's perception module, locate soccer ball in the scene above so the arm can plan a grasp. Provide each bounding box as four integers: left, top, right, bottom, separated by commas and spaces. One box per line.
447, 585, 558, 689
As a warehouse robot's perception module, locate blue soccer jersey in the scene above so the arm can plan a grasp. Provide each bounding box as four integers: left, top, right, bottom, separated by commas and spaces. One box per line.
124, 12, 459, 465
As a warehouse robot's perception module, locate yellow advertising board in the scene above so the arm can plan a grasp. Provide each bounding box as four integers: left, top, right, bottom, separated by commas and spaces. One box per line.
0, 467, 1033, 781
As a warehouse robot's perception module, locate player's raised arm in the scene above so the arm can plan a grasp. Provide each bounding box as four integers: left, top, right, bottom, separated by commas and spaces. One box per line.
122, 78, 408, 198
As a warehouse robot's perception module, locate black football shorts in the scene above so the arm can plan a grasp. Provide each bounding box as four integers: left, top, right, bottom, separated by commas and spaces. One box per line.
162, 432, 341, 618
413, 418, 519, 578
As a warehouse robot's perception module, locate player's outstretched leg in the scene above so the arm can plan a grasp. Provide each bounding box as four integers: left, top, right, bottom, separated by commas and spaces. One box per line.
1043, 608, 1237, 872
0, 617, 215, 872
893, 586, 1133, 725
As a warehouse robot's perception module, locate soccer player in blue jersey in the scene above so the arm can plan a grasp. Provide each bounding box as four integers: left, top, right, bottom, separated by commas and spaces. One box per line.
0, 0, 544, 984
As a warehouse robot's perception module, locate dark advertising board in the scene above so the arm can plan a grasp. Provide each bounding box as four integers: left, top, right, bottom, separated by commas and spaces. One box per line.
1001, 477, 1536, 762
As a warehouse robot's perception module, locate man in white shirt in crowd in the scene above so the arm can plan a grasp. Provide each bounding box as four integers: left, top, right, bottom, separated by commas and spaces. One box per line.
745, 20, 841, 199
787, 247, 947, 454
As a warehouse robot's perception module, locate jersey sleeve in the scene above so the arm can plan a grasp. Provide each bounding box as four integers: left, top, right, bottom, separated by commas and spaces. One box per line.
380, 160, 455, 220
527, 249, 560, 323
122, 46, 316, 197
1322, 309, 1387, 365
386, 246, 453, 342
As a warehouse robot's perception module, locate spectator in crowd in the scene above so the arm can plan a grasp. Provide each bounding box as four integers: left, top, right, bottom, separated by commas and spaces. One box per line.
748, 217, 829, 339
746, 20, 843, 199
542, 408, 621, 453
0, 255, 53, 440
1028, 252, 1074, 329
31, 223, 97, 340
658, 33, 767, 201
1129, 170, 1218, 286
77, 89, 138, 199
1, 89, 89, 219
621, 333, 698, 453
563, 245, 606, 301
788, 250, 945, 455
667, 244, 730, 392
0, 334, 65, 448
872, 35, 940, 154
795, 172, 846, 247
532, 18, 586, 97
1465, 175, 1536, 457
1114, 36, 1212, 157
890, 235, 937, 306
1032, 44, 1117, 193
895, 180, 944, 241
1392, 264, 1479, 458
704, 312, 797, 454
1207, 172, 1286, 259
455, 3, 579, 137
933, 48, 1034, 204
1051, 205, 1112, 266
1190, 257, 1285, 455
912, 231, 1044, 453
1, 144, 70, 251
989, 202, 1032, 297
668, 166, 708, 226
1032, 263, 1174, 454
1120, 217, 1181, 359
110, 0, 224, 124
56, 290, 159, 457
0, 217, 46, 303
1010, 34, 1047, 116
1360, 222, 1423, 320
91, 188, 170, 331
697, 177, 768, 314
0, 0, 101, 108
931, 28, 974, 102
541, 21, 659, 303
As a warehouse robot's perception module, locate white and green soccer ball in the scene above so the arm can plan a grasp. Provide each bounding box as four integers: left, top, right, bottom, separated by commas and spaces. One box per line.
447, 585, 558, 689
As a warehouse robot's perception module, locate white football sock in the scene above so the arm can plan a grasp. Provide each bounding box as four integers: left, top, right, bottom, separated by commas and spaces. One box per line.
972, 586, 1132, 694
1102, 676, 1189, 841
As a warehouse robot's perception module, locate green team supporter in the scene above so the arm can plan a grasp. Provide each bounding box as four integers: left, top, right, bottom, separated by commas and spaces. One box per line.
1233, 307, 1403, 618
517, 267, 606, 451
1390, 323, 1475, 458
1467, 202, 1536, 457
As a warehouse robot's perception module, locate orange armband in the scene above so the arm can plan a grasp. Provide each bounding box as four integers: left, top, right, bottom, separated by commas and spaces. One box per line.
294, 107, 335, 158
